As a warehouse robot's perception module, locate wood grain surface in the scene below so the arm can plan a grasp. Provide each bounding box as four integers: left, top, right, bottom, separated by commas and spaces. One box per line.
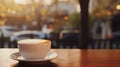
0, 49, 120, 67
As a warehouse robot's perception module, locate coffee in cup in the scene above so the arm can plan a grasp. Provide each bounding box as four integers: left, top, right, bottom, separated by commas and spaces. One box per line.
18, 39, 51, 60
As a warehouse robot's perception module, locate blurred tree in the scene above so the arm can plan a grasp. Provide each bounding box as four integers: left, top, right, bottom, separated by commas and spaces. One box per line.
68, 12, 80, 29
31, 0, 42, 30
68, 12, 94, 29
92, 0, 109, 20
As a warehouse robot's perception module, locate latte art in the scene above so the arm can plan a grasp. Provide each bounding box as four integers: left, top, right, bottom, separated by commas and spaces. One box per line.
18, 39, 50, 45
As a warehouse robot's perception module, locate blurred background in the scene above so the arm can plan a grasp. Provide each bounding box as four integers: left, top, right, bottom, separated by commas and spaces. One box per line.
0, 0, 120, 49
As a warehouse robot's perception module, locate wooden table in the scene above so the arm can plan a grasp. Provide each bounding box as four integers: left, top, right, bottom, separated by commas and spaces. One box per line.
0, 49, 120, 67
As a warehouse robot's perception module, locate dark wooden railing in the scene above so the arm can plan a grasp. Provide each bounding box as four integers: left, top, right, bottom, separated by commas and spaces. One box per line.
0, 33, 120, 49
0, 37, 120, 49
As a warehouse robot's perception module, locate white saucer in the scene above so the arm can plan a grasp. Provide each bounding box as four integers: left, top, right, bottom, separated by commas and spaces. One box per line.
10, 50, 58, 63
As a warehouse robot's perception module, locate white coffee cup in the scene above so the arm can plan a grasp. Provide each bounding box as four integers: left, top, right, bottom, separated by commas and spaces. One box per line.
18, 39, 51, 60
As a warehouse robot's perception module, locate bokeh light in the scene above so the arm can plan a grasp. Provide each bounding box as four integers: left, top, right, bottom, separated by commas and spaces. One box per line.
14, 0, 28, 4
116, 5, 120, 10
